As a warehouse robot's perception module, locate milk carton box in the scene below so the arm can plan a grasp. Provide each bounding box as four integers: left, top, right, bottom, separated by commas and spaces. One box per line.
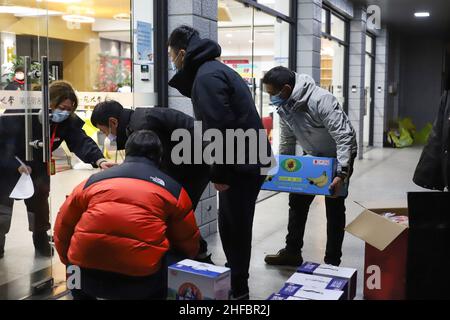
281, 272, 349, 300
297, 262, 357, 300
267, 293, 308, 301
168, 259, 231, 300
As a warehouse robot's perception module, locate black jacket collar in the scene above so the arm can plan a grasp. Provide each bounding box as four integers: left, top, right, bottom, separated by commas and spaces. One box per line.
168, 34, 222, 98
124, 156, 157, 167
117, 108, 134, 150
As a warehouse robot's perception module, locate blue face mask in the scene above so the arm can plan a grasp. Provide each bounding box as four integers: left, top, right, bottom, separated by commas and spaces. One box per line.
51, 109, 71, 123
170, 51, 183, 72
270, 92, 287, 107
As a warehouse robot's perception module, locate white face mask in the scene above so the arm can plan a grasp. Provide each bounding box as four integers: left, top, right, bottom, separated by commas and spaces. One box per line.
15, 72, 25, 81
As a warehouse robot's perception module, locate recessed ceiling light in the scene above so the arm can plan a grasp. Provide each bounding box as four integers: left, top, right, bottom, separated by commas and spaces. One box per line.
414, 12, 430, 18
62, 14, 95, 23
226, 33, 232, 38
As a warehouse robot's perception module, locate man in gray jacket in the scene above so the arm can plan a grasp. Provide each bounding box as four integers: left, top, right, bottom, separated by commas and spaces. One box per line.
263, 67, 357, 266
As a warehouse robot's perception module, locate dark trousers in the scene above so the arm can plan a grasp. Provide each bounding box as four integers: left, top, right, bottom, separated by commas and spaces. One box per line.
0, 174, 51, 243
218, 174, 265, 294
70, 264, 168, 300
285, 194, 347, 264
178, 167, 211, 255
69, 251, 189, 300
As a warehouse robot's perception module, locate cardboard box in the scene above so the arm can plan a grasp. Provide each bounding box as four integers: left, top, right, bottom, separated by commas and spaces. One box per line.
297, 262, 357, 300
282, 272, 349, 300
287, 286, 344, 300
267, 293, 308, 301
168, 259, 231, 300
345, 206, 409, 300
262, 155, 347, 197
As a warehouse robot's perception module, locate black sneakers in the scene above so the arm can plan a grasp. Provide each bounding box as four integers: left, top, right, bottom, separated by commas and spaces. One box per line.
195, 253, 215, 265
264, 248, 303, 267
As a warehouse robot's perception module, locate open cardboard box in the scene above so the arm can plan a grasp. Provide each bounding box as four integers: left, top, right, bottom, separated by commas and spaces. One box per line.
345, 202, 409, 300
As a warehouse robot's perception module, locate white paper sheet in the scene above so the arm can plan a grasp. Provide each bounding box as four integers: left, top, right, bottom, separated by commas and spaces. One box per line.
9, 173, 35, 200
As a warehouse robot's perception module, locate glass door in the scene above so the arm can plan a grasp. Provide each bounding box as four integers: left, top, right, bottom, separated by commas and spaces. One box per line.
364, 34, 375, 148
0, 0, 52, 299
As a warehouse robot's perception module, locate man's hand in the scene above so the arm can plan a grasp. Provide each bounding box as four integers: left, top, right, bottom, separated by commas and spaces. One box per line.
99, 161, 117, 170
329, 176, 344, 198
214, 183, 230, 192
18, 165, 32, 175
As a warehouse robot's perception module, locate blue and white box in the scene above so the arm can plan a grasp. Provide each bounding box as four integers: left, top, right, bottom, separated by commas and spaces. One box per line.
298, 262, 357, 300
281, 272, 348, 300
262, 155, 347, 197
279, 285, 344, 300
168, 259, 231, 300
267, 293, 308, 301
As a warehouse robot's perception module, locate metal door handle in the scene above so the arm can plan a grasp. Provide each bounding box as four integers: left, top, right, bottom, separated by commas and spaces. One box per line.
24, 56, 34, 162
41, 56, 51, 163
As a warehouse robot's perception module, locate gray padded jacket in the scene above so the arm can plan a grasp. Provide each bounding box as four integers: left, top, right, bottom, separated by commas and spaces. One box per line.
278, 73, 358, 173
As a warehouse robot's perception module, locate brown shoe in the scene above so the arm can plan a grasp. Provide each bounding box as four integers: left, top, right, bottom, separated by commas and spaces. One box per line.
264, 249, 303, 267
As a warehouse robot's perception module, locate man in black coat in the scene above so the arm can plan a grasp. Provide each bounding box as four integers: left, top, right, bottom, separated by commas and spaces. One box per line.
168, 25, 272, 299
90, 101, 212, 261
414, 90, 450, 191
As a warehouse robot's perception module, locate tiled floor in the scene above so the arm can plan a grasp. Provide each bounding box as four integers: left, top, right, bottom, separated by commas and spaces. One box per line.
0, 147, 427, 299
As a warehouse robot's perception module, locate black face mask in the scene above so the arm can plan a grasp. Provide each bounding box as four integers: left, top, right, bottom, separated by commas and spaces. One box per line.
116, 133, 127, 151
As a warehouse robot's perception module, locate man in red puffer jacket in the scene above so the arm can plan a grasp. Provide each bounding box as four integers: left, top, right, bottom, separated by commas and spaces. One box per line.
54, 130, 200, 300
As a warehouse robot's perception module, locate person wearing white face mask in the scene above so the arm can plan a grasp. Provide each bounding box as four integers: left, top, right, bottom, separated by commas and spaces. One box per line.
5, 66, 25, 91
0, 81, 115, 259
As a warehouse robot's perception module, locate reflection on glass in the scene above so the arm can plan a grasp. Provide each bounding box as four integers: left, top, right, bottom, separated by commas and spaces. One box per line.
257, 0, 291, 16
0, 0, 52, 298
366, 35, 373, 54
218, 0, 291, 150
330, 14, 346, 41
322, 9, 327, 33
320, 38, 345, 107
1, 0, 153, 299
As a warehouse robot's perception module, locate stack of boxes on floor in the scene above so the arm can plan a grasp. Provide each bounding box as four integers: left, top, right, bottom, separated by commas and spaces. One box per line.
196, 183, 218, 238
268, 262, 357, 301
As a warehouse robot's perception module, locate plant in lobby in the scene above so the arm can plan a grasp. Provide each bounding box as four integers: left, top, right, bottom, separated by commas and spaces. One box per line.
96, 54, 131, 92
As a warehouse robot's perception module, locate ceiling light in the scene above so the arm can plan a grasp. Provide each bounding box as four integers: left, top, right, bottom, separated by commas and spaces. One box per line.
226, 33, 232, 38
414, 12, 430, 18
113, 13, 131, 21
0, 5, 62, 17
62, 14, 95, 23
36, 0, 82, 3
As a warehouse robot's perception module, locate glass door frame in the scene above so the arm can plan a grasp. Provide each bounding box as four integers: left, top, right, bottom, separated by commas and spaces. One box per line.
366, 32, 376, 147
321, 4, 350, 114
0, 1, 53, 299
236, 0, 298, 71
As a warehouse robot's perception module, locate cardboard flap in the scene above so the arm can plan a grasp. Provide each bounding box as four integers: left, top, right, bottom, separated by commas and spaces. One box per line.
345, 209, 408, 251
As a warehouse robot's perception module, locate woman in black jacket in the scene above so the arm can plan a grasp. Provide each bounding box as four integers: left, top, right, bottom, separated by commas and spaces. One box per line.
0, 81, 114, 258
414, 90, 450, 191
